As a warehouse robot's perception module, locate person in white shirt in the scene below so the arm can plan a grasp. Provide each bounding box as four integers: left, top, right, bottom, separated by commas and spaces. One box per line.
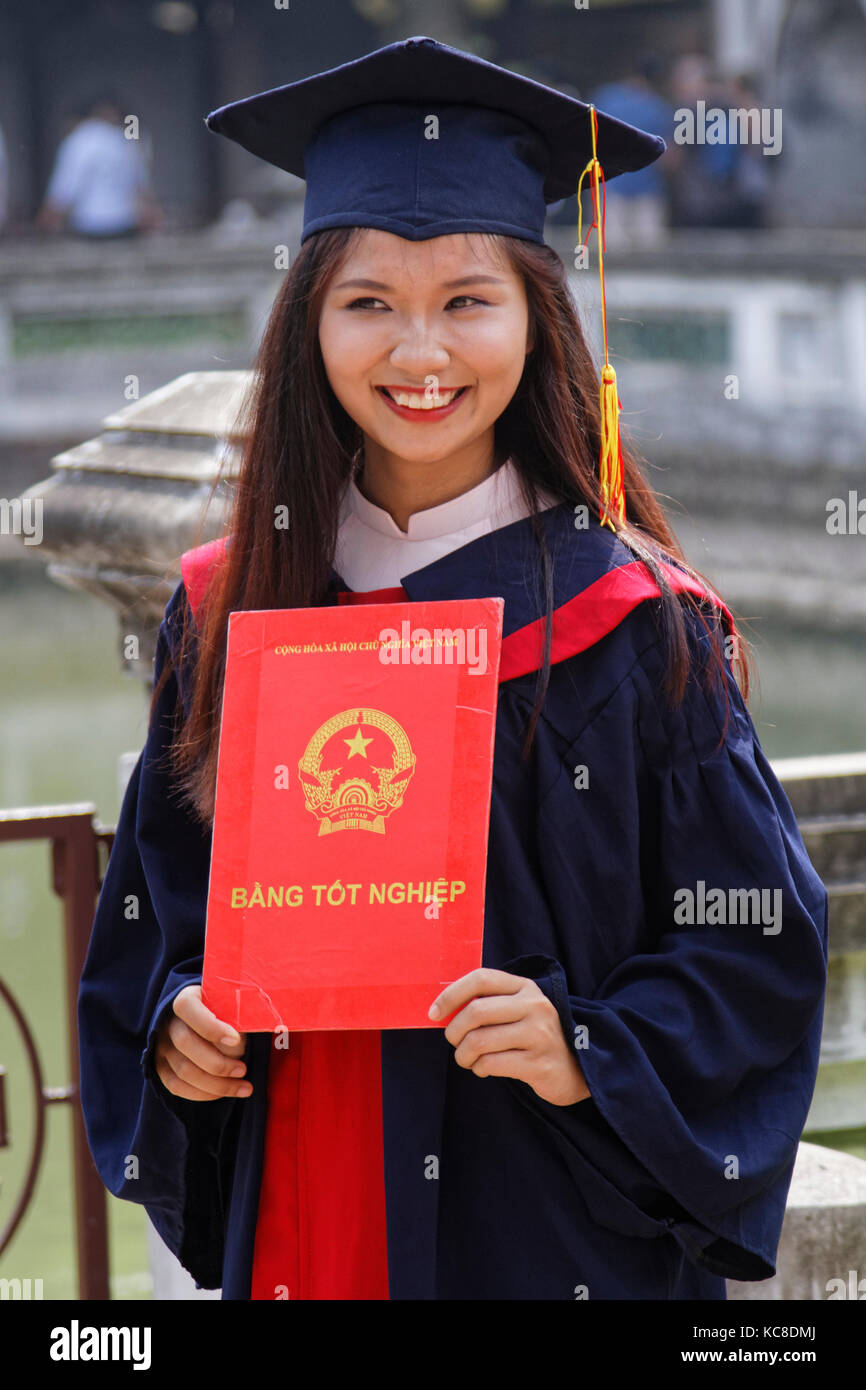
37, 95, 162, 237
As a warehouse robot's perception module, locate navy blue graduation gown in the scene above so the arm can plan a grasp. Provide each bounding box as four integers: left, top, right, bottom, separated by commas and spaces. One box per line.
77, 503, 828, 1299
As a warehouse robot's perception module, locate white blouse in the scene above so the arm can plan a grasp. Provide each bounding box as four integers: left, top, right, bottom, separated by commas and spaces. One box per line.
334, 456, 561, 592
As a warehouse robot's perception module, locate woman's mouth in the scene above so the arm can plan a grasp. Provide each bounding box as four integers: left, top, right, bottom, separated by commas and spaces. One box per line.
376, 385, 469, 421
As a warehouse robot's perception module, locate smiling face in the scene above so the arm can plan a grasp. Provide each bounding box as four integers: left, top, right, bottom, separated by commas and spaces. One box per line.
317, 229, 532, 493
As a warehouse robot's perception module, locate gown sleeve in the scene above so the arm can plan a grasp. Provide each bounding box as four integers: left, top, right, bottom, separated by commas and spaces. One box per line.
77, 580, 241, 1289
497, 603, 828, 1282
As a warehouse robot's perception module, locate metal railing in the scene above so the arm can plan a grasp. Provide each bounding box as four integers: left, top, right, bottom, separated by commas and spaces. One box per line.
0, 805, 113, 1300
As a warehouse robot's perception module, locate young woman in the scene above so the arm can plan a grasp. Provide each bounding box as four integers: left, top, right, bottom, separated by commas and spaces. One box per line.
78, 37, 828, 1301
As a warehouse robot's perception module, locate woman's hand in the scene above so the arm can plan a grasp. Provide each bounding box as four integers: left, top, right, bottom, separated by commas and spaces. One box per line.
429, 968, 590, 1107
154, 984, 251, 1101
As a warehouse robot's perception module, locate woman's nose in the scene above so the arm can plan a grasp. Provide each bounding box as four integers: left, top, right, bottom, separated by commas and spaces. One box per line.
388, 327, 451, 377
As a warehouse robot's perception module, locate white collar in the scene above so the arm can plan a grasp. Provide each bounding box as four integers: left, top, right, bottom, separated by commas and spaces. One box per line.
342, 457, 530, 541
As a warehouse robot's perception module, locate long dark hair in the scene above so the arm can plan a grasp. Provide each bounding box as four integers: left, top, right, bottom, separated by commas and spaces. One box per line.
153, 226, 750, 827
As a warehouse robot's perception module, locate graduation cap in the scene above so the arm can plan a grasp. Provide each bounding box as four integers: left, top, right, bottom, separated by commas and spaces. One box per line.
204, 36, 668, 531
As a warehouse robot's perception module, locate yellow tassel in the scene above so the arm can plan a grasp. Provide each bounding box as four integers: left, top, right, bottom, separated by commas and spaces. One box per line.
576, 105, 627, 533
599, 364, 625, 532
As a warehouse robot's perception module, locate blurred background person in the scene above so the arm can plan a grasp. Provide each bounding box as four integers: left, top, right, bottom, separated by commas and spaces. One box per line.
590, 55, 679, 248
667, 53, 770, 230
0, 119, 8, 234
36, 93, 162, 239
723, 72, 772, 230
667, 47, 726, 228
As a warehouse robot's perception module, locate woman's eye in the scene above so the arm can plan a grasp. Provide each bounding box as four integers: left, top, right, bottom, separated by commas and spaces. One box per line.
344, 295, 487, 311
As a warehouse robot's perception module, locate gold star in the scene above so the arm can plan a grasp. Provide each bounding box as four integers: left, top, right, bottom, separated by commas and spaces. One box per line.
344, 726, 373, 758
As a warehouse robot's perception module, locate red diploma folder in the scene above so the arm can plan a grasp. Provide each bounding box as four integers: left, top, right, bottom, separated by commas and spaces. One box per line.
201, 597, 503, 1031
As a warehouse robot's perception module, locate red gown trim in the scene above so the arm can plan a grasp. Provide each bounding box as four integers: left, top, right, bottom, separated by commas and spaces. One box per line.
179, 536, 733, 682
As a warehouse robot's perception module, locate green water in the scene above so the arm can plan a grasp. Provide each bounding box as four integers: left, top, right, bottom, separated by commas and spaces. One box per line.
0, 567, 864, 1300
0, 570, 152, 1300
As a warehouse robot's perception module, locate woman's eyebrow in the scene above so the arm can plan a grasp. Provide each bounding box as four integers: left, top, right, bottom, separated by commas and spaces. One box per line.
333, 274, 506, 291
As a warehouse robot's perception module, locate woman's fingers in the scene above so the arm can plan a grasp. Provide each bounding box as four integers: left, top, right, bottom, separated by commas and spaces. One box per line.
153, 1060, 226, 1102
155, 1039, 253, 1099
154, 983, 252, 1100
453, 1021, 532, 1070
166, 1015, 249, 1082
173, 984, 247, 1059
442, 989, 529, 1048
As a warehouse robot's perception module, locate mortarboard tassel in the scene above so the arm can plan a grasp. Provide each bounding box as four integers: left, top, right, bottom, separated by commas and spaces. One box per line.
577, 105, 626, 532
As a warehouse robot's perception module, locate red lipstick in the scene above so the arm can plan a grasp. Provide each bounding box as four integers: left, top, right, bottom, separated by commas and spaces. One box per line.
376, 385, 469, 423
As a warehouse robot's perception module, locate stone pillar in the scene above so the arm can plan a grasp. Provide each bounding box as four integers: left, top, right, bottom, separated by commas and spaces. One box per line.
728, 1142, 866, 1300
16, 369, 250, 680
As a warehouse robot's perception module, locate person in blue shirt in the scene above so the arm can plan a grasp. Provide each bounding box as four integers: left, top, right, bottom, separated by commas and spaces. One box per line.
591, 56, 677, 246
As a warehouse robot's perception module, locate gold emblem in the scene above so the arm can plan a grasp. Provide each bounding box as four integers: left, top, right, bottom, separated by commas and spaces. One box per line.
298, 708, 416, 834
